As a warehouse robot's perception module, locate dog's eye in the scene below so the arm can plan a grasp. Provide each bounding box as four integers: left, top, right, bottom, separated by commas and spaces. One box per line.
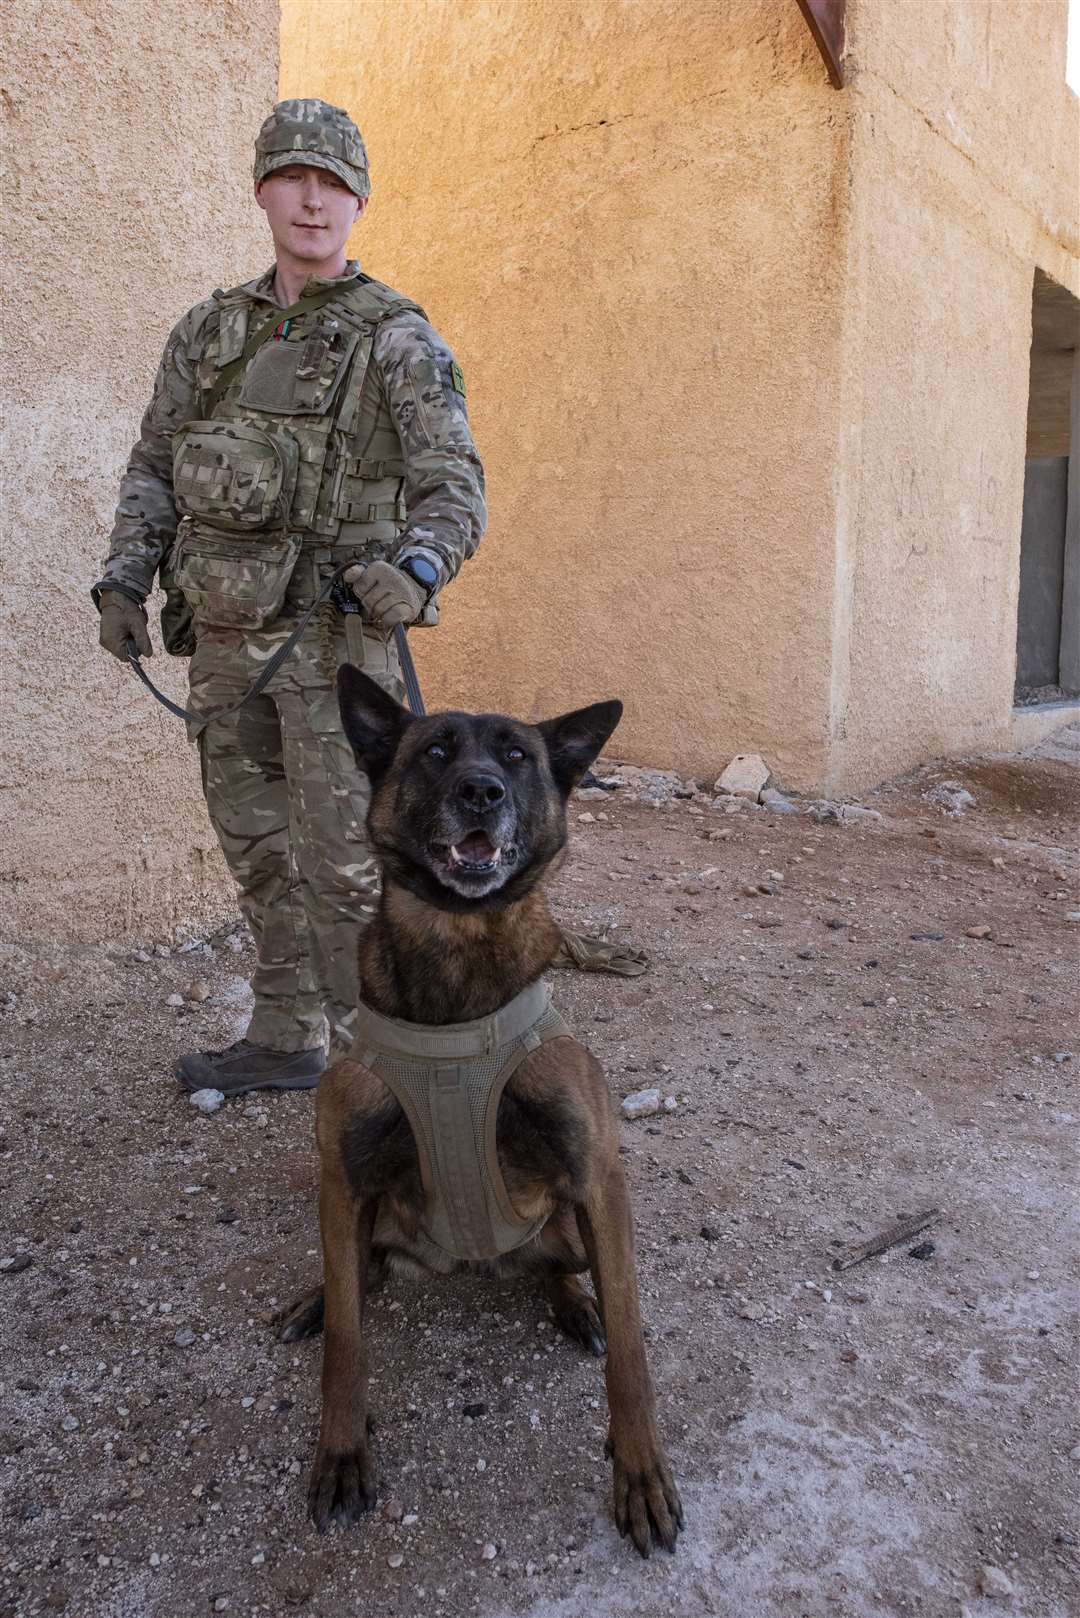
426, 742, 447, 760
506, 746, 525, 763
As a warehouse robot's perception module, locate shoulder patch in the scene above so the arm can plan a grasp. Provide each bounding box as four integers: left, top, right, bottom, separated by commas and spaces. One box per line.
449, 360, 466, 398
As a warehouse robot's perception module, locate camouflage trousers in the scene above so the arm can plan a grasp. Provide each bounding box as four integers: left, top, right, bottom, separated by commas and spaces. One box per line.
189, 612, 404, 1060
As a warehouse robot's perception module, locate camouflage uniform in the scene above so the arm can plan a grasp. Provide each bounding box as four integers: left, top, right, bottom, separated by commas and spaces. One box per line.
94, 112, 486, 1059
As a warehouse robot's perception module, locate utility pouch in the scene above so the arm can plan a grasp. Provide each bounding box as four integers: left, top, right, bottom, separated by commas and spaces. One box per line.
158, 543, 197, 657
172, 420, 300, 533
173, 520, 302, 631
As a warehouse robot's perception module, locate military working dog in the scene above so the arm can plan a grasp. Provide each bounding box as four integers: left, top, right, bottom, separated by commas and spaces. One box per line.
278, 667, 682, 1558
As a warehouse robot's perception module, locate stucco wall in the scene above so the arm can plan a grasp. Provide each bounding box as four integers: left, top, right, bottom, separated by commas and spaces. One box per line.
1, 1, 278, 945
826, 0, 1080, 790
281, 0, 851, 790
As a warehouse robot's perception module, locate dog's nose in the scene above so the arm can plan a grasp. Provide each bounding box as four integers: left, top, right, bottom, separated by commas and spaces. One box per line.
457, 772, 506, 813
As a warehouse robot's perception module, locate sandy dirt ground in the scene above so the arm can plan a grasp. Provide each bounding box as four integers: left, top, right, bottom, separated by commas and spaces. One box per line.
1, 728, 1078, 1618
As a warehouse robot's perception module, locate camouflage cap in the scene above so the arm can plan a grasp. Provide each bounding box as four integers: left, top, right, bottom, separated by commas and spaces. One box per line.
254, 98, 370, 199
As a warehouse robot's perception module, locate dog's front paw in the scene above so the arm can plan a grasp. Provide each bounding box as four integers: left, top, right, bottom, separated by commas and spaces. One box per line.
308, 1442, 377, 1532
611, 1444, 683, 1558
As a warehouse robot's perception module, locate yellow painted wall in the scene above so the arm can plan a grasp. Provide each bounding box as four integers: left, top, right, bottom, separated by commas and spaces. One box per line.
282, 0, 852, 789
828, 0, 1080, 790
282, 0, 1080, 795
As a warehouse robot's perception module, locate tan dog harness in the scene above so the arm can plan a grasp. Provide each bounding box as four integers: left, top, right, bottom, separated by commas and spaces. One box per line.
353, 980, 571, 1261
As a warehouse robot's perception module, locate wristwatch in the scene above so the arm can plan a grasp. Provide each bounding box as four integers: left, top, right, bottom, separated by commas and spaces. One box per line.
399, 554, 440, 597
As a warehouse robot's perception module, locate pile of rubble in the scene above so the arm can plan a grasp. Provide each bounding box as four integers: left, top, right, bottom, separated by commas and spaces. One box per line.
582, 752, 885, 826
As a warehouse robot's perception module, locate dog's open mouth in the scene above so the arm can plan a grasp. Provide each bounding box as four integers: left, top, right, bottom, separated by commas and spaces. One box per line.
432, 830, 503, 875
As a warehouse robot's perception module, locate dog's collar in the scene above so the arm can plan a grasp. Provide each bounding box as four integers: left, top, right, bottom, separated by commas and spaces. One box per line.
353, 978, 552, 1064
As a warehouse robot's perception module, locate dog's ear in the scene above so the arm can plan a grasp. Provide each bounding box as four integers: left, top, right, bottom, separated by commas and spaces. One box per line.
536, 700, 623, 796
337, 664, 414, 779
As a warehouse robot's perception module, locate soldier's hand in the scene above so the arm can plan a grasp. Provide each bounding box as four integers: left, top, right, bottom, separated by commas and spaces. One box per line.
344, 561, 426, 629
99, 591, 152, 660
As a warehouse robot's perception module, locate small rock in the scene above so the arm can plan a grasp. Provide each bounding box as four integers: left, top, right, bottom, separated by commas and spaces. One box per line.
481, 1543, 498, 1561
738, 1303, 764, 1322
927, 782, 976, 816
165, 993, 185, 1009
60, 1415, 80, 1432
621, 1088, 661, 1120
662, 1095, 677, 1112
381, 1499, 404, 1523
462, 1402, 487, 1419
700, 1226, 720, 1242
910, 932, 944, 942
188, 1088, 225, 1115
216, 1207, 239, 1225
577, 812, 596, 825
839, 1349, 859, 1364
174, 1327, 197, 1348
975, 1564, 1014, 1599
761, 787, 798, 814
908, 1241, 935, 1260
1069, 1444, 1080, 1461
965, 925, 992, 940
715, 753, 771, 802
1066, 911, 1080, 924
797, 948, 817, 961
387, 1553, 405, 1569
1, 1253, 32, 1275
186, 980, 211, 1002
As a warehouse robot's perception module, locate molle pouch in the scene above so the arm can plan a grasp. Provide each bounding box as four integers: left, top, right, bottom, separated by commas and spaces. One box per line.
172, 420, 299, 533
157, 545, 196, 657
173, 519, 301, 631
237, 323, 359, 416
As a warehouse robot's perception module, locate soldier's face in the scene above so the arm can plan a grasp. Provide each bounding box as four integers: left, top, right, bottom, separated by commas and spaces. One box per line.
255, 164, 366, 264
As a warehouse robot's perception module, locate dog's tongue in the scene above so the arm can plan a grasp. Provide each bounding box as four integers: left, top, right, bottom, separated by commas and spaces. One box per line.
456, 831, 497, 861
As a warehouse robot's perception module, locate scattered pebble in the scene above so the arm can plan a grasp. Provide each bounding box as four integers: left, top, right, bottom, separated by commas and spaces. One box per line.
173, 1327, 197, 1348
621, 1088, 662, 1120
481, 1542, 498, 1561
387, 1553, 405, 1569
188, 1088, 225, 1115
165, 994, 185, 1009
975, 1564, 1014, 1599
186, 980, 211, 1002
908, 1241, 936, 1260
1, 1254, 32, 1275
965, 925, 992, 940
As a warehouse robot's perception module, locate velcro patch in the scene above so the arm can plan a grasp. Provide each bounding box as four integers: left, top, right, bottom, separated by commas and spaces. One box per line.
449, 360, 466, 398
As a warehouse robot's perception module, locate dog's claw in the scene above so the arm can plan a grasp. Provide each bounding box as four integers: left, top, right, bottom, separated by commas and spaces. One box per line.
308, 1444, 376, 1532
276, 1286, 325, 1343
611, 1450, 683, 1558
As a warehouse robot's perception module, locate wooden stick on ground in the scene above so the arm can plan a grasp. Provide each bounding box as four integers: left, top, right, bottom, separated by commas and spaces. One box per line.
831, 1208, 941, 1273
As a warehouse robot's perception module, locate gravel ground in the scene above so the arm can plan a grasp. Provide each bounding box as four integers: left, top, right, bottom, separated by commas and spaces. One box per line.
1, 730, 1078, 1618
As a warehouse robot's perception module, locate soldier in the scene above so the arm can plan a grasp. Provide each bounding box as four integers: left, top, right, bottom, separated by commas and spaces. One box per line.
93, 99, 487, 1094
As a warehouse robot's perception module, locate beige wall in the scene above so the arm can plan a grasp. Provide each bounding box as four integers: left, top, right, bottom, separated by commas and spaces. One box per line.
282, 0, 852, 790
1, 1, 277, 946
827, 0, 1080, 790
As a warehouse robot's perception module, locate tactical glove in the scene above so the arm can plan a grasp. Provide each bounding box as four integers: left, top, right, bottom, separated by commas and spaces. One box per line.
344, 560, 426, 629
99, 591, 152, 660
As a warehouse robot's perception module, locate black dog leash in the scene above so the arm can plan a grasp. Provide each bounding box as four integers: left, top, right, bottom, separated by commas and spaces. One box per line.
125, 566, 427, 727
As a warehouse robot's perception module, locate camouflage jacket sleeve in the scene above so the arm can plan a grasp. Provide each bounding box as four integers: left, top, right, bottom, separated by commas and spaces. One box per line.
92, 299, 215, 605
373, 311, 487, 588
